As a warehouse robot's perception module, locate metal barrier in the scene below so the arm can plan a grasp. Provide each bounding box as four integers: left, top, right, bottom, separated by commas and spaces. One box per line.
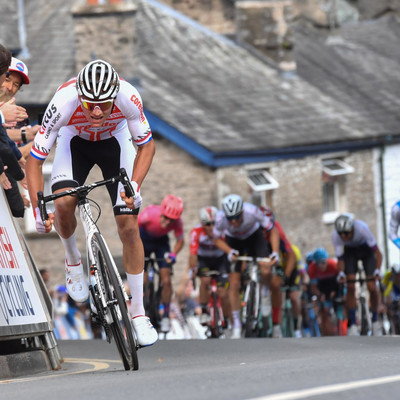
0, 188, 62, 371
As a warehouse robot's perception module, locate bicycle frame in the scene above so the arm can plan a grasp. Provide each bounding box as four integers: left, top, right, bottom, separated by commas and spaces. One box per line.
236, 256, 270, 337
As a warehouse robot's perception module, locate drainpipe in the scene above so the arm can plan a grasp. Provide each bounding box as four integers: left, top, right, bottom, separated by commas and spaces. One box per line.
379, 144, 388, 270
17, 0, 30, 59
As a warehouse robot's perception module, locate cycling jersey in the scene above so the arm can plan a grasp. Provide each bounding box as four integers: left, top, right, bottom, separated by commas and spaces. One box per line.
138, 205, 184, 240
189, 225, 224, 258
29, 77, 152, 215
213, 202, 274, 240
332, 219, 377, 258
382, 270, 400, 300
307, 259, 338, 282
389, 200, 400, 246
31, 78, 151, 161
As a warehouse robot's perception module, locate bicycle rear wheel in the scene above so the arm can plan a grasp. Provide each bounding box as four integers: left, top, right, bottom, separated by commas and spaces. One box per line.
210, 292, 222, 338
91, 232, 139, 370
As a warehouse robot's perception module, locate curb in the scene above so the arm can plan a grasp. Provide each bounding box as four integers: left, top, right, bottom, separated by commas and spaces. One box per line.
0, 350, 52, 380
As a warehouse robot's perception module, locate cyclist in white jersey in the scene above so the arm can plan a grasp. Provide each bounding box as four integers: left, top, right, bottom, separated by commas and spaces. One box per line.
213, 194, 279, 338
389, 200, 400, 249
332, 213, 382, 336
25, 60, 157, 347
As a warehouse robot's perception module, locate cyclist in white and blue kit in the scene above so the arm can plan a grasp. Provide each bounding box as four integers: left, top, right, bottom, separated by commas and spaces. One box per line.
213, 194, 280, 338
332, 213, 382, 336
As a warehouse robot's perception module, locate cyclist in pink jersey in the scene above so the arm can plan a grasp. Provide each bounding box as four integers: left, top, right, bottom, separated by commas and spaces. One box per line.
138, 194, 185, 333
188, 206, 230, 326
25, 60, 157, 347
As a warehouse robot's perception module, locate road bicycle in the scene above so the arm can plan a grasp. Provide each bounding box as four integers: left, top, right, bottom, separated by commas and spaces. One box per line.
37, 168, 139, 370
303, 295, 321, 337
346, 266, 375, 336
237, 256, 270, 338
143, 254, 164, 332
202, 270, 226, 338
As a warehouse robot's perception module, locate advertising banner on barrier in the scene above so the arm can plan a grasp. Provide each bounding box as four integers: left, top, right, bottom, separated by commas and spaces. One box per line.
0, 189, 47, 328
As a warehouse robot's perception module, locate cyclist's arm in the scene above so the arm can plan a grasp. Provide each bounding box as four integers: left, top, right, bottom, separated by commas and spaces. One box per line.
269, 225, 280, 255
131, 139, 155, 188
213, 237, 233, 255
172, 236, 184, 257
284, 247, 296, 278
25, 156, 45, 210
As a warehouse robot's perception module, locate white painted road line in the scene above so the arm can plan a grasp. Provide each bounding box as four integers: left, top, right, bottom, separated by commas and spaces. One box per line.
247, 374, 400, 400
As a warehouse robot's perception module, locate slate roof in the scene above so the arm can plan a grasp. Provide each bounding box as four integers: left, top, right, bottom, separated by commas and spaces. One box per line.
2, 0, 399, 167
294, 15, 400, 139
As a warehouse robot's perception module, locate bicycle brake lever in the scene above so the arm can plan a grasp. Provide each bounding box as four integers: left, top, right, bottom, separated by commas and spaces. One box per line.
119, 168, 135, 198
37, 191, 49, 222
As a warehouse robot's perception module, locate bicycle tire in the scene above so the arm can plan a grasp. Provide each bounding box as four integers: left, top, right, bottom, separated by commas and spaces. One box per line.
244, 281, 257, 338
91, 232, 139, 370
211, 292, 222, 338
359, 297, 370, 336
144, 280, 160, 331
283, 302, 294, 338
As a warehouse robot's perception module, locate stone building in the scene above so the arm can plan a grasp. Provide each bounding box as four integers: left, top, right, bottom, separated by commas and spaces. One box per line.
3, 0, 400, 291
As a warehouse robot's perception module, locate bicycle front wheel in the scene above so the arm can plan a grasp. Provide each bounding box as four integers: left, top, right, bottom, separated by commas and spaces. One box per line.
244, 281, 257, 338
91, 232, 139, 370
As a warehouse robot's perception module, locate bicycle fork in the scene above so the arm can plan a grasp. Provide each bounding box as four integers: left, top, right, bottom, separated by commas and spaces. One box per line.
242, 264, 260, 326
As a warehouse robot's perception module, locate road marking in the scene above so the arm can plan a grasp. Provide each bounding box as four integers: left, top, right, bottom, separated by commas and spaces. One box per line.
247, 374, 400, 400
0, 358, 116, 384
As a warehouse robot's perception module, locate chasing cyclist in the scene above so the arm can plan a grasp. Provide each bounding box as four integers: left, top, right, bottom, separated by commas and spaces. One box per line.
213, 194, 279, 339
188, 206, 230, 327
381, 264, 400, 334
307, 247, 339, 336
138, 194, 184, 333
26, 59, 158, 347
332, 213, 382, 336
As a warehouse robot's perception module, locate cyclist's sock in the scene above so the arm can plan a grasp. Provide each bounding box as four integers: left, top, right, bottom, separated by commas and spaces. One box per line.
60, 233, 81, 265
163, 302, 170, 318
127, 271, 145, 317
348, 308, 356, 326
261, 284, 269, 297
232, 310, 241, 328
371, 311, 378, 322
272, 306, 280, 325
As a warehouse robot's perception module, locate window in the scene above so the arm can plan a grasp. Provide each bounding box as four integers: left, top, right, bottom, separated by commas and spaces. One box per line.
23, 163, 54, 234
246, 168, 279, 192
247, 167, 278, 207
322, 158, 354, 223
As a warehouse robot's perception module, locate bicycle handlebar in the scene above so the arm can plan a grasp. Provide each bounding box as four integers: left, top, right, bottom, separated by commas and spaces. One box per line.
37, 168, 135, 223
235, 256, 271, 263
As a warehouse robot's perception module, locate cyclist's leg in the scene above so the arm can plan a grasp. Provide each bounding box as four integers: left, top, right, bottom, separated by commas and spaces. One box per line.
52, 133, 94, 302
343, 247, 358, 334
361, 245, 381, 334
288, 268, 302, 337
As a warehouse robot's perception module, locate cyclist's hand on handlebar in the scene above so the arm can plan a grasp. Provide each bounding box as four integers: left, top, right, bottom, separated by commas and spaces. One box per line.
165, 252, 176, 264
120, 181, 142, 209
34, 206, 54, 234
228, 249, 239, 262
270, 251, 280, 265
336, 270, 346, 283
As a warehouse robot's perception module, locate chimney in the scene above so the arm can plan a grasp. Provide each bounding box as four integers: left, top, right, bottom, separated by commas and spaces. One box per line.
71, 0, 137, 78
235, 1, 296, 72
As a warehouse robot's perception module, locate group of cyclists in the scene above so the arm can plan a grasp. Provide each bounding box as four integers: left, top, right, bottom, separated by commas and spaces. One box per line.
13, 55, 399, 347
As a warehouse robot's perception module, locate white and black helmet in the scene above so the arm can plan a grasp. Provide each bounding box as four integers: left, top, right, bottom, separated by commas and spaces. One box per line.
335, 213, 354, 233
222, 194, 243, 218
199, 206, 218, 224
76, 59, 120, 101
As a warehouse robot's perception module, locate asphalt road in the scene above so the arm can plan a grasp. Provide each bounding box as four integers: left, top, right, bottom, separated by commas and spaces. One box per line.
1, 337, 400, 400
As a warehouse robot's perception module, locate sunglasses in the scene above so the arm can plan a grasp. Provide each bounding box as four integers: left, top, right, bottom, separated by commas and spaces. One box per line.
204, 221, 215, 226
227, 213, 242, 222
161, 215, 176, 222
81, 99, 114, 111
